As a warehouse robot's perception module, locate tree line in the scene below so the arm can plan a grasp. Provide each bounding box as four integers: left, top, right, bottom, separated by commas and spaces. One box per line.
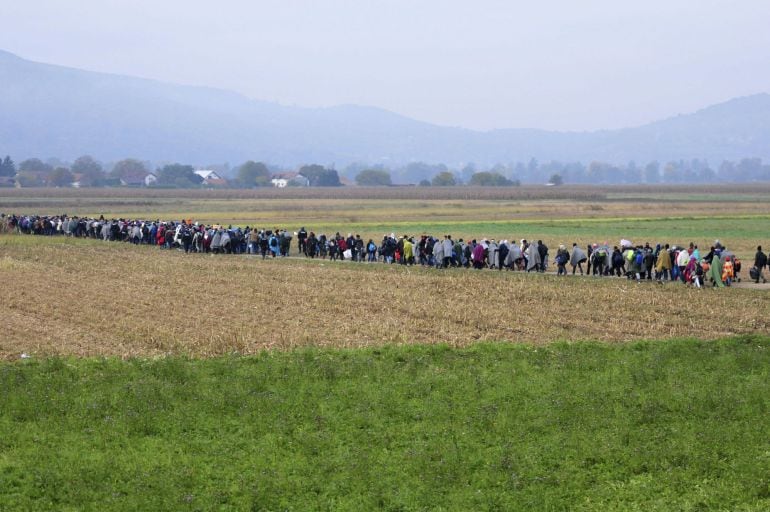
2, 154, 769, 188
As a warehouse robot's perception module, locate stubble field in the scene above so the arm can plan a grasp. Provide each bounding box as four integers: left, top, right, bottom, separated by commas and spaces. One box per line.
1, 234, 769, 359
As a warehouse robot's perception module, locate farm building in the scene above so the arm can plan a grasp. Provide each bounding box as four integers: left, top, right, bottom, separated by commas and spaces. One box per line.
120, 172, 157, 187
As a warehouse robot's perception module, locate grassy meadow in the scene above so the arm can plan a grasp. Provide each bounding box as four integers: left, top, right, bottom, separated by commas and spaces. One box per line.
2, 185, 770, 510
1, 339, 769, 511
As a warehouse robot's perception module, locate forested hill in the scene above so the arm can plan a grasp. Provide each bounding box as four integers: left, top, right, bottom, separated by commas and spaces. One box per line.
1, 49, 769, 167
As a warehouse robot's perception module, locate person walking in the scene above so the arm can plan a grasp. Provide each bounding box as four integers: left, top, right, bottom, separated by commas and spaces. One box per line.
570, 243, 587, 275
753, 245, 768, 283
555, 244, 569, 276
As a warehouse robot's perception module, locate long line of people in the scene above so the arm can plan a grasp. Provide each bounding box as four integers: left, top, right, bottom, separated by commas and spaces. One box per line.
4, 213, 768, 287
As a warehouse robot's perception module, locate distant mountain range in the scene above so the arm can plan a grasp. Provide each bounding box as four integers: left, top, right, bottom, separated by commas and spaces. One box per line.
1, 49, 769, 168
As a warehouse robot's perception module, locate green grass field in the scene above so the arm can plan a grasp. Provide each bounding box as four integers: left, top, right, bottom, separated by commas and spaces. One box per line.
2, 337, 768, 511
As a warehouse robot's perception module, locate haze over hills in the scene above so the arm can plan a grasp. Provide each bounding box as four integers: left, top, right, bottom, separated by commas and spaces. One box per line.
1, 49, 769, 169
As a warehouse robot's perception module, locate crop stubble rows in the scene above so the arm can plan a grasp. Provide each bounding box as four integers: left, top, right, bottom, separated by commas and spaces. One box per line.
1, 237, 768, 358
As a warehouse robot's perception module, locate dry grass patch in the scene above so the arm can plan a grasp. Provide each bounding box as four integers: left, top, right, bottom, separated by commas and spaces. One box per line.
1, 236, 768, 359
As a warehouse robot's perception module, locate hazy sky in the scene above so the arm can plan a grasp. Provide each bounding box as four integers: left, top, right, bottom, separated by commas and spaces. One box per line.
3, 1, 769, 131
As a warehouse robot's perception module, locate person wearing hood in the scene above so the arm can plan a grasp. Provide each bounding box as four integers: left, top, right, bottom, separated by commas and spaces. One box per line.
627, 246, 643, 282
655, 244, 672, 281
592, 244, 608, 277
210, 229, 222, 254
525, 242, 541, 272
537, 240, 548, 272
366, 238, 377, 262
442, 235, 454, 268
463, 240, 473, 268
433, 237, 444, 268
707, 253, 724, 287
488, 239, 499, 269
472, 242, 485, 269
642, 245, 655, 280
498, 240, 509, 271
611, 246, 625, 277
570, 243, 587, 275
505, 242, 523, 270
520, 239, 529, 268
402, 236, 414, 265
268, 233, 280, 257
555, 244, 569, 276
220, 229, 232, 254
454, 238, 465, 267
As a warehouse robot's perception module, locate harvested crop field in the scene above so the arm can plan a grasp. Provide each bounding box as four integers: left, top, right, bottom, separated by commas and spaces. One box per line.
1, 235, 768, 359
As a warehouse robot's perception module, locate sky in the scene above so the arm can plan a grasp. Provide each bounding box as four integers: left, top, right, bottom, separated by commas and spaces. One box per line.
2, 0, 770, 132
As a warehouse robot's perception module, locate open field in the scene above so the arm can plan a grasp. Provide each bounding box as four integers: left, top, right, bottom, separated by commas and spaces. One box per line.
1, 338, 769, 510
2, 185, 769, 510
1, 235, 769, 359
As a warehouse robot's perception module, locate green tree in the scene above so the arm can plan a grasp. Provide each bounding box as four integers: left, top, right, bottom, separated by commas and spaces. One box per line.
469, 171, 516, 186
236, 161, 271, 187
157, 163, 201, 188
355, 169, 392, 186
418, 179, 431, 187
15, 172, 45, 187
299, 165, 341, 187
431, 171, 456, 187
736, 158, 763, 181
0, 156, 16, 177
402, 162, 447, 183
19, 158, 52, 173
547, 174, 564, 186
71, 155, 105, 187
110, 159, 148, 180
643, 161, 660, 184
49, 167, 75, 187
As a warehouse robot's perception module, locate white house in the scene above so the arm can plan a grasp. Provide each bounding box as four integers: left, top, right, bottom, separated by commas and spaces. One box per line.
270, 172, 309, 188
194, 169, 227, 186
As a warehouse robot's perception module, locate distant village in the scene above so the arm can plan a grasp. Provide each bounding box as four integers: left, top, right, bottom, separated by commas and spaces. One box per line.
0, 156, 356, 189
1, 154, 769, 189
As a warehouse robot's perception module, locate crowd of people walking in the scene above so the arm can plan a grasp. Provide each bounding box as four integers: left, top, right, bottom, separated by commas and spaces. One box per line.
3, 213, 768, 287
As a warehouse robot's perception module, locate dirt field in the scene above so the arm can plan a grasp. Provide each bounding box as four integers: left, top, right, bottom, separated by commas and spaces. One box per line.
1, 236, 768, 359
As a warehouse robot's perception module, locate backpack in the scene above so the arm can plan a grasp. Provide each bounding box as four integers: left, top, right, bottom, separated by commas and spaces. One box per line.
635, 252, 643, 266
270, 237, 277, 248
